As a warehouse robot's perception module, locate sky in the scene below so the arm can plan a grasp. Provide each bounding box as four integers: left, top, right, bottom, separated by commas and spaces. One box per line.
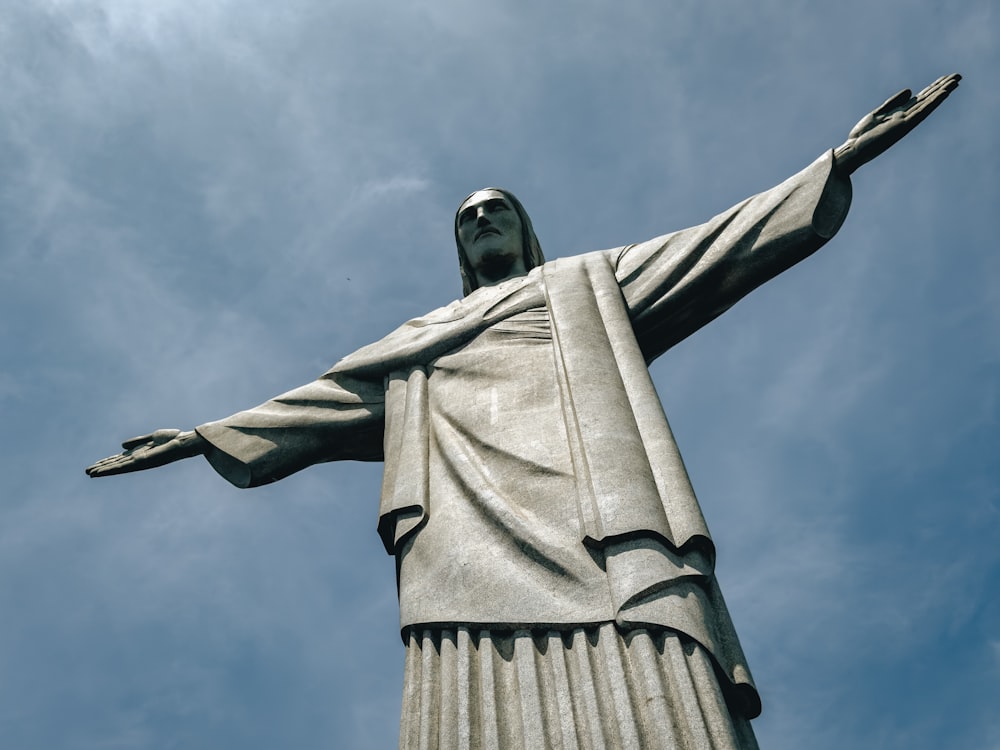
0, 1, 997, 748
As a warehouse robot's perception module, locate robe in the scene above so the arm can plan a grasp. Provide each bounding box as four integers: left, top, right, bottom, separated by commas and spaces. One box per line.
195, 152, 852, 745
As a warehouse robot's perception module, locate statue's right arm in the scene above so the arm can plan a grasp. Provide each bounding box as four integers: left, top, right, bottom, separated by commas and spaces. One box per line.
85, 429, 208, 478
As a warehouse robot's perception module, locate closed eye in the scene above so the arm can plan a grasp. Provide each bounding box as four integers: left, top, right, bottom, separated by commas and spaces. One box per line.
458, 197, 511, 226
485, 199, 510, 212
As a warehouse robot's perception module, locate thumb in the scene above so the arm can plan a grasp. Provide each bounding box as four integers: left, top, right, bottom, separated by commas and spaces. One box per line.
121, 429, 181, 451
874, 88, 912, 116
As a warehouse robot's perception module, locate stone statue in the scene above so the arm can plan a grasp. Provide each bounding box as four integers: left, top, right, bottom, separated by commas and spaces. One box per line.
87, 75, 959, 749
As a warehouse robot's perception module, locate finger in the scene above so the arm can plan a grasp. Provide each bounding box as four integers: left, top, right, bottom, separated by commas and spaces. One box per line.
86, 462, 111, 476
86, 453, 133, 476
900, 88, 950, 127
916, 73, 961, 100
913, 81, 946, 106
911, 75, 961, 111
902, 77, 960, 124
87, 454, 121, 471
92, 452, 134, 467
87, 462, 130, 478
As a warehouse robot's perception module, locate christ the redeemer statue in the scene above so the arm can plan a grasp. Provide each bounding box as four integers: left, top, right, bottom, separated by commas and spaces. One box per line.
88, 75, 959, 749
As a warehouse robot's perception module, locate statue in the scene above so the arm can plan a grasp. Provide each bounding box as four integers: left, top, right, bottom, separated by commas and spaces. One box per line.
87, 75, 960, 749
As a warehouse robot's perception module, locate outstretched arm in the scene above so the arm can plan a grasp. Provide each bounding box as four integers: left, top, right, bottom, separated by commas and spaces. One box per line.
86, 370, 386, 487
834, 73, 960, 175
86, 429, 207, 477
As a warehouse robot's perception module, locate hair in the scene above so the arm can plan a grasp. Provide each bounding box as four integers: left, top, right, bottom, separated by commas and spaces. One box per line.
454, 188, 545, 297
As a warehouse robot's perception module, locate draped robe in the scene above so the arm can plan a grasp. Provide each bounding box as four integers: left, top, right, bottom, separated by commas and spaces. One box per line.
195, 152, 852, 743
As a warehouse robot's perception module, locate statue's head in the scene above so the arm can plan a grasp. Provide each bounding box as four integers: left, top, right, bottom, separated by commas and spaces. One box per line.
454, 188, 545, 297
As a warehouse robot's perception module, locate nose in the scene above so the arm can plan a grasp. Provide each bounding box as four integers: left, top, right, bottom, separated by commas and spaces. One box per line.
476, 207, 490, 224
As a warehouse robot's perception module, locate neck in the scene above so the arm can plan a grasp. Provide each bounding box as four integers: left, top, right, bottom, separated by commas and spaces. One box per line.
473, 255, 528, 288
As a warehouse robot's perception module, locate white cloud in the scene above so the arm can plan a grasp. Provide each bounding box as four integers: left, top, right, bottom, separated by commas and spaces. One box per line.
38, 0, 237, 54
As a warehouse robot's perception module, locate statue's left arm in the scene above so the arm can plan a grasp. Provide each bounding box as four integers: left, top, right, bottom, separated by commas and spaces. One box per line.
615, 74, 959, 362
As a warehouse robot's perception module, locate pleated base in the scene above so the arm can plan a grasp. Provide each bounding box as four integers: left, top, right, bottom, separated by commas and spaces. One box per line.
400, 623, 759, 750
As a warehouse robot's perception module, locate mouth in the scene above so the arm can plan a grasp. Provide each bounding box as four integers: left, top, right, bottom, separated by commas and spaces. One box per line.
475, 227, 500, 241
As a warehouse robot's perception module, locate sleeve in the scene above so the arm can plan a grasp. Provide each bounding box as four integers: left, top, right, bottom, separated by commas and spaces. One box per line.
194, 372, 386, 488
615, 150, 852, 362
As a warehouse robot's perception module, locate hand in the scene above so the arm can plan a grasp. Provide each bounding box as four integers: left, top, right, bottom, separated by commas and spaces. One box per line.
834, 73, 961, 175
86, 429, 207, 478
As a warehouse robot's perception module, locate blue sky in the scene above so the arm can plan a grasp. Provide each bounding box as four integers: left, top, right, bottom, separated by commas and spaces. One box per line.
1, 1, 997, 748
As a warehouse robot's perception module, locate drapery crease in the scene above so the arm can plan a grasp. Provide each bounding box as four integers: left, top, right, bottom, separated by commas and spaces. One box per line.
399, 624, 760, 750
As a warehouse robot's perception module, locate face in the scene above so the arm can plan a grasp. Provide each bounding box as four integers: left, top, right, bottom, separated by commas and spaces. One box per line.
456, 190, 525, 281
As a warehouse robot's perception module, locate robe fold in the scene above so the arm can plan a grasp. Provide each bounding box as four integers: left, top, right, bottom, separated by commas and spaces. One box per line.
196, 151, 851, 734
